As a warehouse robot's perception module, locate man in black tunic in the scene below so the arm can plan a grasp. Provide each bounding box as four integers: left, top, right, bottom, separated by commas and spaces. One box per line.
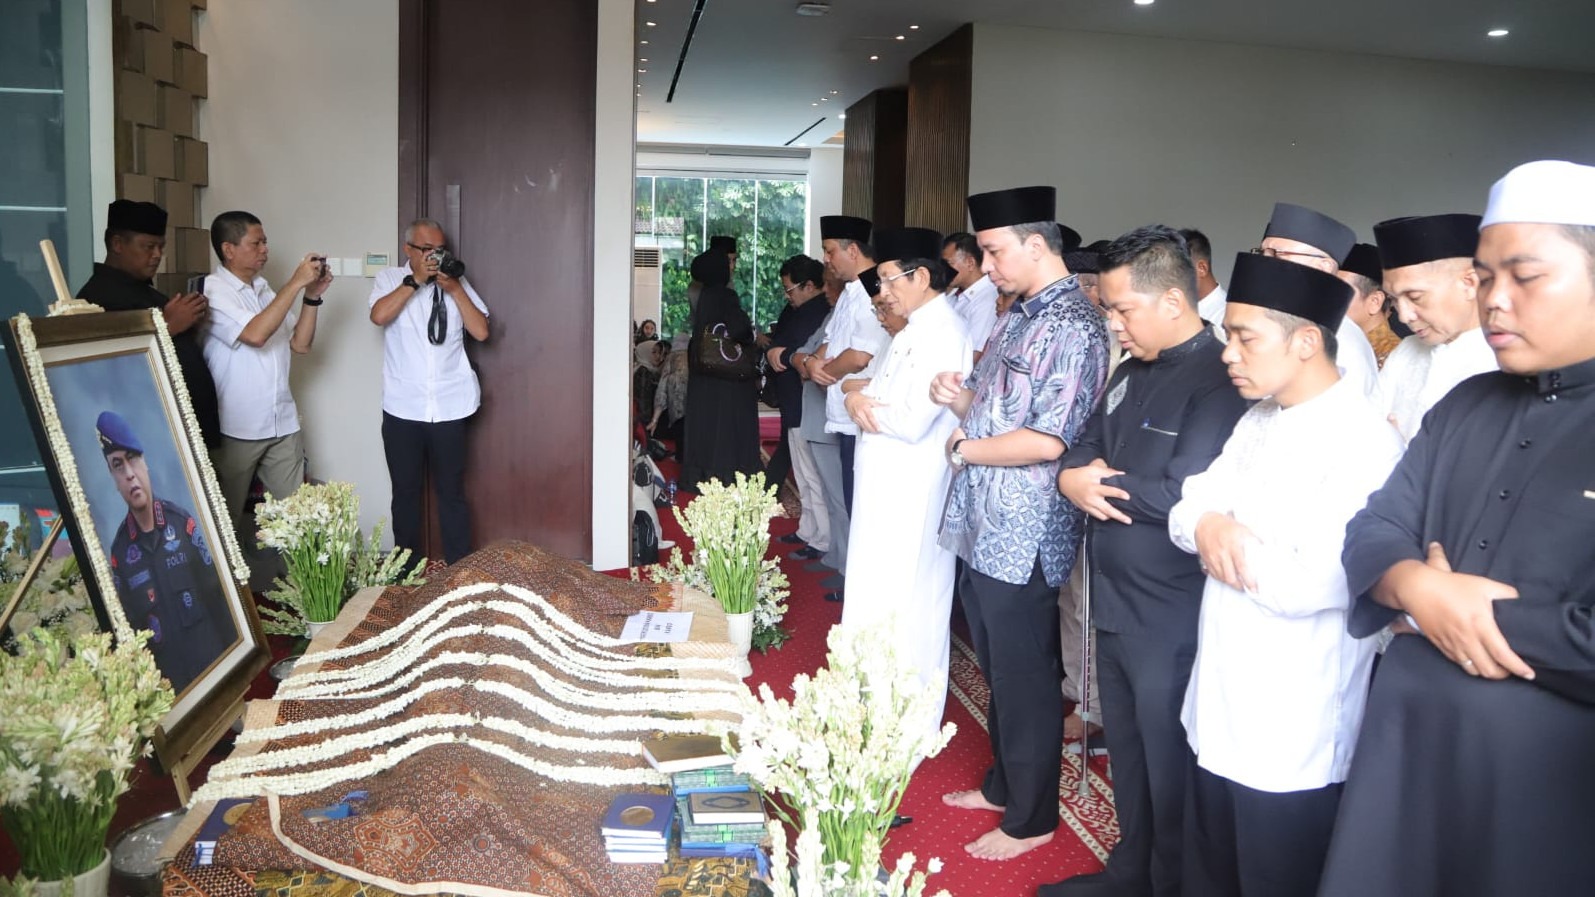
76, 200, 220, 447
1047, 226, 1248, 897
1321, 159, 1595, 896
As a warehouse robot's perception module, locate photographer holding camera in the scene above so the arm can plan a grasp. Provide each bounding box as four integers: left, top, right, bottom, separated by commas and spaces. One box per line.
204, 210, 331, 529
369, 218, 490, 566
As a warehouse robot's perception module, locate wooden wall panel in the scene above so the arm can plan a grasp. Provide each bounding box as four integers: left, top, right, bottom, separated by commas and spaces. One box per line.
399, 0, 597, 561
905, 25, 973, 236
842, 88, 908, 232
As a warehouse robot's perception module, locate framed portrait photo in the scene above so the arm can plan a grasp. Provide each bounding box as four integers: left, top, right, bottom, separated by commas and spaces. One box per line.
4, 309, 270, 772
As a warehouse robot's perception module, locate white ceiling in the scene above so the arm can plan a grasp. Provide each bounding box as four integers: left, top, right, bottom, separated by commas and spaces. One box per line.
633, 0, 1595, 148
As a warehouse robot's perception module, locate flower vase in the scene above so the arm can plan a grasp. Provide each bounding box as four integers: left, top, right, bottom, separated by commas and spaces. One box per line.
36, 849, 111, 897
724, 610, 754, 678
305, 619, 331, 641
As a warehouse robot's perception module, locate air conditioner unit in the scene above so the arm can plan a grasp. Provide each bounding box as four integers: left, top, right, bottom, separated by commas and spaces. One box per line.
633, 246, 662, 329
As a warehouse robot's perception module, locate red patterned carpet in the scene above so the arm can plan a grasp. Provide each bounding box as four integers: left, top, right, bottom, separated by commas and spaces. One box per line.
636, 452, 1118, 897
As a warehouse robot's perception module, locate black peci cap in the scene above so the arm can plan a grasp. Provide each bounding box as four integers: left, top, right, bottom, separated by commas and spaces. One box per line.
1372, 214, 1482, 270
820, 215, 873, 243
1228, 252, 1354, 330
1262, 202, 1356, 265
967, 186, 1056, 232
1341, 243, 1384, 283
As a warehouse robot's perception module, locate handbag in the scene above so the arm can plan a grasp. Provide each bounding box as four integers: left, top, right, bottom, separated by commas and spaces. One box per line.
696, 322, 758, 381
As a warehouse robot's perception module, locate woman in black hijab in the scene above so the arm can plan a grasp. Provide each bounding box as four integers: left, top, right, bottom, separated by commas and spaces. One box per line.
680, 248, 760, 490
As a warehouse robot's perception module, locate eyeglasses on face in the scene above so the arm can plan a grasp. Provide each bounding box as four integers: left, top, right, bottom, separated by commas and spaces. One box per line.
407, 242, 447, 254
1249, 246, 1329, 262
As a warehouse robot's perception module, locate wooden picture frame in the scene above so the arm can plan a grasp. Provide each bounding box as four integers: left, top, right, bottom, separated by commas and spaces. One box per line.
3, 309, 269, 778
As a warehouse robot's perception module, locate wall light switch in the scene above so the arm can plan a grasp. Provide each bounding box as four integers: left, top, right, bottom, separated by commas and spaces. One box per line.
323, 257, 344, 277
342, 257, 363, 277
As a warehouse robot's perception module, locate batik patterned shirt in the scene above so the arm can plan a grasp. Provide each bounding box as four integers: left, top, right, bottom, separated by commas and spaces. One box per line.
939, 275, 1109, 587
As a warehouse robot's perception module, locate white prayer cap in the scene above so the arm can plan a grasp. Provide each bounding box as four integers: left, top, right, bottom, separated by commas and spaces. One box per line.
1480, 160, 1595, 229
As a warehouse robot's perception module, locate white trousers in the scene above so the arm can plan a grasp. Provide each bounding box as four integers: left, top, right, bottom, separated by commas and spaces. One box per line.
787, 426, 830, 552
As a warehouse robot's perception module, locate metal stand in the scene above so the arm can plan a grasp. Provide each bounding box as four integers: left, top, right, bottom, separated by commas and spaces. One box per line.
1075, 529, 1095, 798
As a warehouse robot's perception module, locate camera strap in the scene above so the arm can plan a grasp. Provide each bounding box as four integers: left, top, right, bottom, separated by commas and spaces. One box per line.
427, 284, 448, 346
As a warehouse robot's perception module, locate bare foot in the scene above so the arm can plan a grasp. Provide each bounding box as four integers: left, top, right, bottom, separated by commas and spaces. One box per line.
941, 789, 1004, 812
964, 826, 1054, 860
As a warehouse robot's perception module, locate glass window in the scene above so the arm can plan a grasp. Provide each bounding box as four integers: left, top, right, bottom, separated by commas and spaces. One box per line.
1, 0, 90, 554
634, 173, 808, 338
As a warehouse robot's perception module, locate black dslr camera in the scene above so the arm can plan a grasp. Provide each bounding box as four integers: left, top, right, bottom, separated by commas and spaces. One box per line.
427, 248, 466, 279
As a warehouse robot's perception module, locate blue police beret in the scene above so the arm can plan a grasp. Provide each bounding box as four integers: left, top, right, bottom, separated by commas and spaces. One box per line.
97, 410, 144, 456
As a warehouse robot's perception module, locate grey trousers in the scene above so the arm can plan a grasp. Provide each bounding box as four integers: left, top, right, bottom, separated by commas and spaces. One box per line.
214, 430, 307, 530
1059, 559, 1101, 709
807, 438, 848, 573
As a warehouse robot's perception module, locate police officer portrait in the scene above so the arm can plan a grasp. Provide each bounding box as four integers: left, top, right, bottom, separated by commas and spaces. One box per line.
41, 351, 241, 697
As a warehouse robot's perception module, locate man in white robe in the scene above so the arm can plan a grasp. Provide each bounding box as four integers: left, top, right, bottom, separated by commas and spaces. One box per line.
841, 228, 972, 741
1170, 252, 1402, 897
1373, 213, 1499, 442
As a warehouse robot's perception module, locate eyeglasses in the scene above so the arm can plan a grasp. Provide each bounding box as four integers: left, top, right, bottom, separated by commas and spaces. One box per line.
407, 242, 447, 254
782, 283, 799, 296
881, 267, 920, 284
1249, 246, 1329, 262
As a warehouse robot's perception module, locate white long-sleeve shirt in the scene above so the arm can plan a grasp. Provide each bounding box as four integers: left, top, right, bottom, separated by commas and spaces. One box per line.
1169, 377, 1403, 793
1379, 328, 1498, 443
949, 275, 999, 353
822, 278, 891, 436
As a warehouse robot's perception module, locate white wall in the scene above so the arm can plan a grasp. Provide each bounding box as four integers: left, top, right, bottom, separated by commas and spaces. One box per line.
591, 0, 636, 570
970, 24, 1595, 283
806, 145, 844, 257
198, 0, 398, 540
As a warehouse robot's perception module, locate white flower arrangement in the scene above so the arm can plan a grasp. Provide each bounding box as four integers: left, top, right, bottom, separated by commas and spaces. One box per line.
645, 545, 791, 651
733, 621, 956, 894
255, 483, 422, 632
0, 521, 96, 648
766, 808, 950, 897
671, 471, 782, 615
0, 629, 174, 881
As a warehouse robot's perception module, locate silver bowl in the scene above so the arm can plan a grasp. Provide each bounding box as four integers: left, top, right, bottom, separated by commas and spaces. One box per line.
110, 808, 187, 897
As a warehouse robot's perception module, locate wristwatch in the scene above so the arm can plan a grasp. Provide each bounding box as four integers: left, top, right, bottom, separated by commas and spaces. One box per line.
402, 274, 421, 290
950, 438, 968, 468
302, 296, 324, 307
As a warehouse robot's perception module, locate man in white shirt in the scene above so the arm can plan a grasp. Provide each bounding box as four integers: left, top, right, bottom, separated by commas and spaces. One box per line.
202, 210, 330, 527
942, 232, 999, 361
841, 227, 971, 742
801, 216, 888, 599
1180, 229, 1227, 339
1169, 252, 1402, 897
1373, 214, 1498, 443
1256, 203, 1381, 401
368, 218, 490, 565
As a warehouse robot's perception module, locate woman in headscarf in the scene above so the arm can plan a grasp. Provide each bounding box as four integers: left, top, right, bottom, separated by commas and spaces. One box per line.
649, 333, 691, 450
680, 248, 760, 490
633, 339, 663, 425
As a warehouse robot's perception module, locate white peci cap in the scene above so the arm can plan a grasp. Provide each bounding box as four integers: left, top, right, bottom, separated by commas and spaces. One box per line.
1480, 160, 1595, 229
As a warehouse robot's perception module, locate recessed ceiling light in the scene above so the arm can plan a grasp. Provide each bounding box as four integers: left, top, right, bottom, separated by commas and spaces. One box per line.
638, 68, 647, 72
645, 21, 657, 27
812, 102, 819, 106
869, 55, 878, 61
837, 113, 846, 119
798, 142, 807, 147
820, 97, 829, 101
1487, 27, 1510, 37
909, 24, 920, 30
640, 39, 649, 44
640, 58, 648, 62
830, 90, 839, 95
895, 34, 905, 40
1134, 0, 1155, 5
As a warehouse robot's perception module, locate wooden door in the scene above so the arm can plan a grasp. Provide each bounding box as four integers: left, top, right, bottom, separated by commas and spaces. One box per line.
399, 0, 598, 561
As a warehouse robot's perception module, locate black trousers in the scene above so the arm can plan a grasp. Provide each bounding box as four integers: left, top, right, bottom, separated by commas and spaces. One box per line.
382, 412, 472, 565
958, 558, 1062, 838
840, 433, 856, 512
765, 431, 792, 489
1093, 630, 1198, 897
1183, 764, 1342, 897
